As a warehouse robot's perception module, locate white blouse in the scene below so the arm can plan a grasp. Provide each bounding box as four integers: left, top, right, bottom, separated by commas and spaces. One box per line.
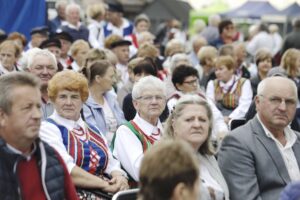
112, 113, 163, 181
39, 111, 125, 176
206, 75, 253, 119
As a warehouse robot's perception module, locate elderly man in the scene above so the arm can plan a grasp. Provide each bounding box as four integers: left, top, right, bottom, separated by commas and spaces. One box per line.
60, 3, 89, 42
108, 36, 131, 89
99, 3, 133, 47
218, 76, 300, 200
48, 0, 67, 33
0, 72, 77, 199
26, 49, 58, 119
26, 26, 49, 50
112, 76, 166, 185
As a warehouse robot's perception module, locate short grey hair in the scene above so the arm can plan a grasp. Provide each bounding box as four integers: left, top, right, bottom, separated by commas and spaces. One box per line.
209, 14, 221, 27
66, 3, 80, 15
170, 53, 191, 73
0, 72, 40, 114
257, 76, 297, 98
27, 49, 57, 70
55, 0, 68, 10
132, 76, 166, 100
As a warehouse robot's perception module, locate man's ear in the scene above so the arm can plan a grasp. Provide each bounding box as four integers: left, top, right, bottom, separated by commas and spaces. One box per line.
0, 108, 7, 127
133, 99, 139, 111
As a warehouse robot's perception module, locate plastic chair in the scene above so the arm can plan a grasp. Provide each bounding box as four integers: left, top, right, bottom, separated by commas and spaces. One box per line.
112, 188, 139, 200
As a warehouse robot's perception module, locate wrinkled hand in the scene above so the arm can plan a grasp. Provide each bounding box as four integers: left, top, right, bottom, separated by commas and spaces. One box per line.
102, 180, 120, 194
109, 176, 129, 191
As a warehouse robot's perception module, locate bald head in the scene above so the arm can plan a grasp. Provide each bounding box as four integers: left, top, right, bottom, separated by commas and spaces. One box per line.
257, 77, 297, 98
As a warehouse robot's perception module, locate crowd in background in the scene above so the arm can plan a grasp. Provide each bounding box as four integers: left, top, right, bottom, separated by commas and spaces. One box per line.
1, 0, 300, 199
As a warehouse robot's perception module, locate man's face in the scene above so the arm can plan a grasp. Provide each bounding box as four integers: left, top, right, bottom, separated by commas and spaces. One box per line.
66, 7, 80, 26
256, 78, 297, 131
57, 4, 67, 20
113, 45, 129, 65
28, 55, 57, 87
107, 10, 121, 25
0, 47, 17, 70
0, 86, 42, 151
31, 34, 48, 48
222, 24, 234, 38
47, 46, 61, 61
59, 39, 71, 57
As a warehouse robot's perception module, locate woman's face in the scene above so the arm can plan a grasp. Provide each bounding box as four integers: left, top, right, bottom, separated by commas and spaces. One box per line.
176, 75, 199, 94
215, 65, 234, 83
258, 58, 272, 74
73, 45, 90, 66
53, 89, 83, 121
98, 66, 116, 92
173, 104, 210, 151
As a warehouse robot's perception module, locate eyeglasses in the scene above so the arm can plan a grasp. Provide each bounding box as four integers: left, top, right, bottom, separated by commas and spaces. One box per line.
259, 95, 296, 107
183, 79, 198, 85
137, 95, 166, 102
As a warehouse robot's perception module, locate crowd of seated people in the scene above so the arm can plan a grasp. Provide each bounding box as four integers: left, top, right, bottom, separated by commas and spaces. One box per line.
1, 1, 300, 199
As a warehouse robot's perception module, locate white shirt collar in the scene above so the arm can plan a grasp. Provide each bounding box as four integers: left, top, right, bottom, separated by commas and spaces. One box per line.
257, 114, 297, 148
0, 62, 16, 74
66, 22, 81, 30
50, 110, 85, 131
133, 113, 163, 136
6, 142, 37, 160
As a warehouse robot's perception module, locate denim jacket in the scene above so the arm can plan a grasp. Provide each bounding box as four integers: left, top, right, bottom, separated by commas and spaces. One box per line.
83, 91, 126, 136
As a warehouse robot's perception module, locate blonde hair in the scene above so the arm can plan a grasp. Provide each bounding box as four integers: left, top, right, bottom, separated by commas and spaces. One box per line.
87, 3, 105, 20
0, 40, 21, 58
70, 40, 90, 57
215, 55, 235, 70
48, 70, 89, 102
137, 43, 159, 59
281, 48, 300, 78
198, 46, 218, 66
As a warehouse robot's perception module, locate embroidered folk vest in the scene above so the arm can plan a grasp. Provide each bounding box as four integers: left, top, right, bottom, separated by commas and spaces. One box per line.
46, 118, 109, 176
213, 78, 246, 110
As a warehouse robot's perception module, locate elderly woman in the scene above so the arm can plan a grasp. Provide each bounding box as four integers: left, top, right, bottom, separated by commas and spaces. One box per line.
82, 60, 125, 145
0, 40, 21, 75
139, 140, 200, 200
69, 39, 90, 71
112, 75, 167, 185
164, 94, 229, 200
168, 65, 228, 141
40, 70, 129, 197
206, 55, 252, 123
